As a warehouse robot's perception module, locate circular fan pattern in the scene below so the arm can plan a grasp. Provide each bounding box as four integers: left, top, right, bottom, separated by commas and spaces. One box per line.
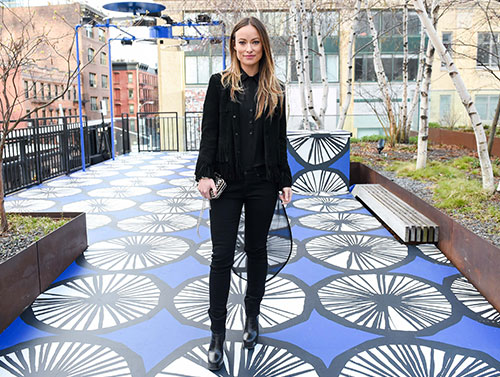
292, 169, 348, 195
449, 275, 500, 327
416, 244, 453, 265
27, 273, 161, 332
125, 170, 174, 178
335, 340, 500, 377
0, 339, 143, 376
71, 169, 119, 178
140, 163, 184, 171
168, 178, 196, 187
117, 214, 197, 233
157, 185, 200, 198
110, 177, 165, 187
87, 186, 151, 198
84, 235, 190, 271
288, 133, 348, 165
151, 341, 321, 377
85, 214, 112, 230
178, 170, 196, 177
173, 275, 306, 331
293, 196, 363, 212
17, 186, 81, 199
305, 234, 408, 271
46, 177, 102, 187
140, 198, 203, 214
4, 199, 55, 212
317, 273, 453, 334
63, 198, 135, 213
299, 213, 381, 232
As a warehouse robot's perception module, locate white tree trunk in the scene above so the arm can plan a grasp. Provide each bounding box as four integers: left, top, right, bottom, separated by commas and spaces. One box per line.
312, 0, 328, 127
291, 0, 308, 128
366, 4, 397, 144
286, 38, 293, 123
416, 1, 438, 170
401, 1, 409, 141
413, 0, 495, 193
300, 0, 321, 128
338, 0, 361, 130
407, 24, 426, 135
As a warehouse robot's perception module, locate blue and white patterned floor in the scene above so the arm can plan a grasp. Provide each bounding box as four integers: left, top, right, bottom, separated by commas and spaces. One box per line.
1, 151, 500, 376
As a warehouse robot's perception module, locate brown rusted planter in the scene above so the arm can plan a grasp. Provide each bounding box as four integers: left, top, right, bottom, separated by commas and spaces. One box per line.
411, 128, 500, 157
0, 212, 87, 333
350, 162, 500, 313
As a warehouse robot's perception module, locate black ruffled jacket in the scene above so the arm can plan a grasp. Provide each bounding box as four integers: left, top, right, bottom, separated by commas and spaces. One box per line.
195, 73, 292, 190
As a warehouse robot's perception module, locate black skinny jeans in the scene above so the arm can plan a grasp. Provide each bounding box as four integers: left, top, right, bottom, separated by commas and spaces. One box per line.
208, 169, 278, 334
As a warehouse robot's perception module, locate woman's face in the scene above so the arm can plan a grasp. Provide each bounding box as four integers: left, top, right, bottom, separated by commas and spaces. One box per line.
233, 24, 263, 74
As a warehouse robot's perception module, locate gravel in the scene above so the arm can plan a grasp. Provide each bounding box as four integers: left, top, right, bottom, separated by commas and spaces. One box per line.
0, 231, 44, 262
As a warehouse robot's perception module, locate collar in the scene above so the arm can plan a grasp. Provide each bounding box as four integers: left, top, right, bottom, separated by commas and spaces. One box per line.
241, 69, 259, 83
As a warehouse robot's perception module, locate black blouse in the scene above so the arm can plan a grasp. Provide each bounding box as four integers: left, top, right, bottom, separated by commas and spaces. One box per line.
239, 70, 265, 171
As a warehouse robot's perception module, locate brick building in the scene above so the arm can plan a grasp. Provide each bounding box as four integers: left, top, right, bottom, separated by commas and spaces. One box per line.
112, 62, 158, 117
0, 3, 110, 124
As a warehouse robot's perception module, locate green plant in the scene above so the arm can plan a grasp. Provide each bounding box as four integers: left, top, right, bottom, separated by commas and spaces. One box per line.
429, 122, 441, 128
360, 135, 386, 142
7, 214, 69, 242
350, 137, 360, 144
408, 136, 418, 144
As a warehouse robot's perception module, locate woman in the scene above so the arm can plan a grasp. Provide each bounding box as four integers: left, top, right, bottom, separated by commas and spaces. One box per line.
195, 17, 292, 371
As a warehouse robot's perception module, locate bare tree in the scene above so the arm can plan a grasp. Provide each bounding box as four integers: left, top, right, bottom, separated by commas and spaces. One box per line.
0, 6, 106, 233
416, 0, 439, 170
413, 0, 496, 193
338, 0, 362, 130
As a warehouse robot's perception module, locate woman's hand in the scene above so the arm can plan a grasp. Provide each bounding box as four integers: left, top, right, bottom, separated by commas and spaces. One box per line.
198, 178, 216, 200
279, 187, 292, 205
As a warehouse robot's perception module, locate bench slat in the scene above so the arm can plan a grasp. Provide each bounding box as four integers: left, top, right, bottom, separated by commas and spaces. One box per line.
352, 184, 439, 243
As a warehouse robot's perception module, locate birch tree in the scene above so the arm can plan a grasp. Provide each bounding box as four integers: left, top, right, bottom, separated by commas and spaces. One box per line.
399, 0, 410, 141
413, 0, 496, 193
416, 0, 439, 169
366, 4, 398, 145
338, 0, 362, 130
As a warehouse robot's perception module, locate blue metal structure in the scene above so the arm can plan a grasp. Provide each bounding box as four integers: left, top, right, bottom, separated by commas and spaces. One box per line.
74, 22, 136, 169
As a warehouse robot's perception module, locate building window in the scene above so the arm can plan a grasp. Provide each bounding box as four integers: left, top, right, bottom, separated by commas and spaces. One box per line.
100, 52, 106, 65
129, 103, 134, 114
102, 74, 108, 88
73, 86, 77, 100
102, 97, 109, 113
477, 33, 500, 68
40, 83, 45, 99
55, 84, 58, 98
90, 96, 98, 111
441, 32, 452, 67
476, 94, 499, 121
128, 89, 134, 99
48, 84, 52, 99
439, 95, 451, 121
128, 73, 133, 83
88, 47, 95, 63
98, 28, 106, 42
89, 73, 97, 88
85, 26, 93, 39
33, 82, 37, 98
185, 56, 211, 84
24, 80, 29, 99
355, 55, 418, 81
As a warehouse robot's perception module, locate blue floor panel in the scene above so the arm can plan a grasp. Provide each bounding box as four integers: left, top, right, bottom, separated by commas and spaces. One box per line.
2, 151, 499, 376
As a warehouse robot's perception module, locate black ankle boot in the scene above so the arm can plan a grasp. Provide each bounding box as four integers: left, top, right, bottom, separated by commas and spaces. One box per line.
243, 316, 259, 349
207, 333, 225, 371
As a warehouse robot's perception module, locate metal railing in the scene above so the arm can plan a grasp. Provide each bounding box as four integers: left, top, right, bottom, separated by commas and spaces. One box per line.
137, 112, 179, 152
3, 115, 131, 195
185, 111, 202, 151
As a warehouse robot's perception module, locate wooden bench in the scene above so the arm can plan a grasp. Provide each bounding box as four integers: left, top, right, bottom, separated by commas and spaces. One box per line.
351, 184, 439, 243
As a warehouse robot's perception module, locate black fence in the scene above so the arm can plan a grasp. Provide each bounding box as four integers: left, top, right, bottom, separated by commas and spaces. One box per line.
137, 112, 179, 152
2, 115, 131, 195
185, 111, 202, 151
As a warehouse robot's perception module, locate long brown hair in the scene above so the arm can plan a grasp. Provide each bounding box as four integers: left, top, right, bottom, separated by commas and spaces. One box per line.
221, 17, 283, 119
